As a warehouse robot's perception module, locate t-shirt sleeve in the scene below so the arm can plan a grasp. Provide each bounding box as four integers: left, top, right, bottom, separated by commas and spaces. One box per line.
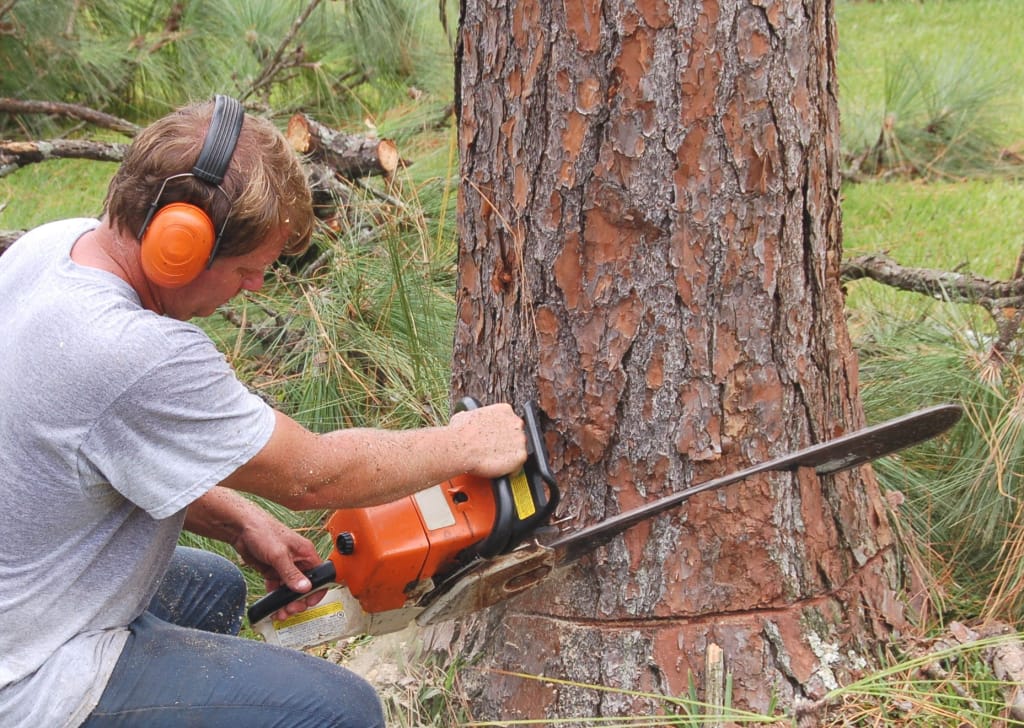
79, 335, 276, 520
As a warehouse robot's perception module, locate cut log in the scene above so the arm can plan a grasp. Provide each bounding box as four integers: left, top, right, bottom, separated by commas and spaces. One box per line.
286, 113, 401, 179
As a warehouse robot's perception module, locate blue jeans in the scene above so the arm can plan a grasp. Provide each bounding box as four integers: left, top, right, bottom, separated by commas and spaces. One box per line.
81, 547, 384, 728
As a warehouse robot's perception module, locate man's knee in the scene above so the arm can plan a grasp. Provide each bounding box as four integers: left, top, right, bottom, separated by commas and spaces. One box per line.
149, 546, 247, 634
302, 661, 386, 728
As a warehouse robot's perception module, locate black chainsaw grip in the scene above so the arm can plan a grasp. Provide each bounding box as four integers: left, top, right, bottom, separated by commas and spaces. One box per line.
454, 396, 516, 557
246, 561, 337, 625
511, 401, 560, 537
525, 400, 558, 518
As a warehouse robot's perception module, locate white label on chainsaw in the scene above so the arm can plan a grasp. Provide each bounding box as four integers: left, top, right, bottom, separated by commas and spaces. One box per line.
255, 587, 366, 650
414, 484, 456, 530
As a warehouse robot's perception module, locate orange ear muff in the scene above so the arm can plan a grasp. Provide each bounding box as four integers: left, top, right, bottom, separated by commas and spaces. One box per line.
139, 202, 216, 288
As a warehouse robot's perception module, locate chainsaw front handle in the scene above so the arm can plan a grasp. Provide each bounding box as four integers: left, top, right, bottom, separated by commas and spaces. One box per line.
457, 397, 560, 559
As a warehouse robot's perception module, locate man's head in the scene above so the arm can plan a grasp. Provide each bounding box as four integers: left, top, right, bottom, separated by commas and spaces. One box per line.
104, 98, 313, 277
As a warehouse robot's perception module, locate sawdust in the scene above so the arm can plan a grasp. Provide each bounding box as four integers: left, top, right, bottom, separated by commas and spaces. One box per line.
324, 623, 424, 691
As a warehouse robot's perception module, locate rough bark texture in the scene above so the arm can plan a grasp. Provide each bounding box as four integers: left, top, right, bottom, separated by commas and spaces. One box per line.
450, 0, 905, 721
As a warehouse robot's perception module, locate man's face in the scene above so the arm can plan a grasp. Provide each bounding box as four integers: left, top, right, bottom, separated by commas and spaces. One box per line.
160, 228, 288, 320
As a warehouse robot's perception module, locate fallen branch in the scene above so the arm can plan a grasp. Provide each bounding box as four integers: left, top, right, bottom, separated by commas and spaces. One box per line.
841, 250, 1024, 358
1, 106, 404, 259
286, 112, 401, 180
841, 252, 1024, 305
0, 98, 139, 136
1, 138, 126, 177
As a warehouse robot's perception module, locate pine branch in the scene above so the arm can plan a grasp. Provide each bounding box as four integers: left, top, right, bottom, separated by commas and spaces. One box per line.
841, 249, 1024, 357
0, 138, 126, 177
841, 251, 1024, 304
0, 98, 139, 136
241, 0, 324, 104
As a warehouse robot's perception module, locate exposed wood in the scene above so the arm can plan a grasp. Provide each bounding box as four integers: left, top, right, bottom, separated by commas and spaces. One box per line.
705, 643, 726, 728
0, 98, 139, 135
286, 113, 401, 179
0, 139, 126, 177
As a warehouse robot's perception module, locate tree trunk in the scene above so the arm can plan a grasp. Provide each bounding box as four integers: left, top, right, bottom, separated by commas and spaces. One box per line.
449, 0, 905, 721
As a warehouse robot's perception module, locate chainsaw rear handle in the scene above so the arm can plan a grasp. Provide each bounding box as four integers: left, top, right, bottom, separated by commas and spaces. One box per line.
247, 561, 336, 626
507, 400, 559, 547
454, 396, 516, 558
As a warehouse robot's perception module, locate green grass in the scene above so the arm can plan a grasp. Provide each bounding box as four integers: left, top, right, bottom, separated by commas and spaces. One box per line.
836, 1, 1024, 629
838, 0, 1024, 149
841, 178, 1024, 312
0, 159, 114, 230
843, 179, 1024, 272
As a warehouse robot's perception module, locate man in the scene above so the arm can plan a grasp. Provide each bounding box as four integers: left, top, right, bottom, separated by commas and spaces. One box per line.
0, 96, 527, 727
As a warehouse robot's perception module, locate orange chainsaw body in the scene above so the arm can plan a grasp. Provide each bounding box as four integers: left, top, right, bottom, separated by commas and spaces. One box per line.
324, 473, 497, 612
245, 399, 559, 629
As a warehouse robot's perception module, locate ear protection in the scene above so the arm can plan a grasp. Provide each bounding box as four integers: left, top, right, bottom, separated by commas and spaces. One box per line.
137, 95, 245, 288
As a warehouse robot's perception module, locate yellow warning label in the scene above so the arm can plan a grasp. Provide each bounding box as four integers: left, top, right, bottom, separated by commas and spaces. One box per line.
510, 470, 536, 519
272, 599, 344, 629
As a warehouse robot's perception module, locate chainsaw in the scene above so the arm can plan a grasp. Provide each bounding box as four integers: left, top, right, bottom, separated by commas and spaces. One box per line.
247, 399, 963, 650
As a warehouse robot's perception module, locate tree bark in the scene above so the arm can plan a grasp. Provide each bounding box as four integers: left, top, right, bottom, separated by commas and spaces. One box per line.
450, 0, 903, 721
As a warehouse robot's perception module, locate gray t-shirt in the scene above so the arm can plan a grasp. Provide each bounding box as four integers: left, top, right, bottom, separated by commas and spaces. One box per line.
0, 219, 276, 726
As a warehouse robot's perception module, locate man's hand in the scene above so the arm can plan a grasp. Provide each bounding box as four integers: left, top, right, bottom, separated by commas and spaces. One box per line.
219, 401, 530, 511
232, 515, 326, 622
448, 402, 528, 479
185, 488, 326, 621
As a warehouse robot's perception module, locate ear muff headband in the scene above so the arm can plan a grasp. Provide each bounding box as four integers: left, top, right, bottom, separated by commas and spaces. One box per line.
192, 95, 245, 186
138, 95, 245, 288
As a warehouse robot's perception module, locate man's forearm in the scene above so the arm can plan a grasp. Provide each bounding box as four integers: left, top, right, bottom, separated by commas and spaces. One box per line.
184, 486, 266, 542
219, 406, 528, 512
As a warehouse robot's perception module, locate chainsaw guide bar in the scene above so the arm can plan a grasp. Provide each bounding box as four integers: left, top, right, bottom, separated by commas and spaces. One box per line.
416, 403, 964, 620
